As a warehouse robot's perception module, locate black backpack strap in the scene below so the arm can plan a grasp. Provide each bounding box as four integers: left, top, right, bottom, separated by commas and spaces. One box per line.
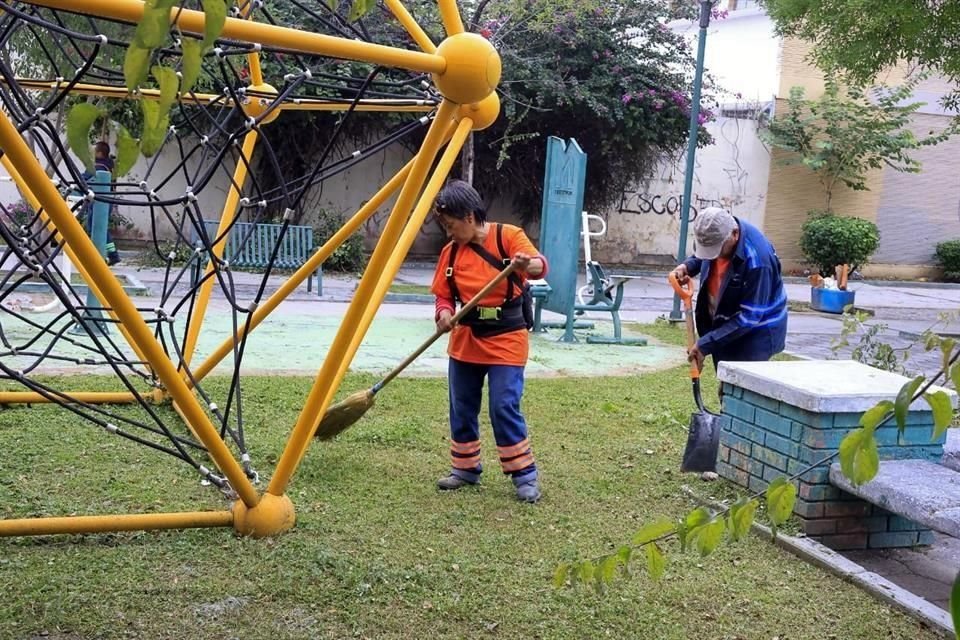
445, 242, 462, 304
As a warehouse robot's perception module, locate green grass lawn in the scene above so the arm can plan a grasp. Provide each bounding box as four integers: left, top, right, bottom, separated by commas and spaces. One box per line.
0, 323, 936, 639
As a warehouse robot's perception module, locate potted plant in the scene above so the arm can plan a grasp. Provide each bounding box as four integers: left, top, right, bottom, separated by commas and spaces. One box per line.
761, 74, 951, 312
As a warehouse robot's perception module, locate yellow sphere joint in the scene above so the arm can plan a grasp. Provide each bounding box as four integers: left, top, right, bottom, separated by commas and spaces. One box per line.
433, 33, 501, 105
242, 83, 281, 125
459, 93, 501, 131
232, 493, 296, 538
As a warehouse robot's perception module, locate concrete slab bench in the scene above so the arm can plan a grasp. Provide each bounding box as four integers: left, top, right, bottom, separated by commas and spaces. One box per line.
829, 460, 960, 539
716, 360, 956, 551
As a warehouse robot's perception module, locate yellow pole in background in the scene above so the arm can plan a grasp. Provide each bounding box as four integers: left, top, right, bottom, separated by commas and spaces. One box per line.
26, 0, 447, 75
438, 0, 465, 35
384, 0, 437, 53
188, 159, 415, 385
0, 510, 233, 537
0, 391, 139, 405
0, 109, 260, 509
180, 129, 259, 369
266, 100, 458, 496
337, 117, 472, 405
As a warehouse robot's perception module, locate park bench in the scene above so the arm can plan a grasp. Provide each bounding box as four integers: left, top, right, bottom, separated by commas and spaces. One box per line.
715, 359, 958, 551
190, 219, 322, 295
572, 261, 644, 344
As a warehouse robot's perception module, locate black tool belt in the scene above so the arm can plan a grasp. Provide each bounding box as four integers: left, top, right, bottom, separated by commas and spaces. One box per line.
460, 296, 526, 338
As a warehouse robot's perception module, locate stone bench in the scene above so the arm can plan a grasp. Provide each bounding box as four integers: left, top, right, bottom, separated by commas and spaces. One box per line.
716, 360, 956, 551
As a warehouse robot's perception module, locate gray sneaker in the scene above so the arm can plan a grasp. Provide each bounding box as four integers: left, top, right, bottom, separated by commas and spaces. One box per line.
437, 474, 476, 491
515, 479, 541, 503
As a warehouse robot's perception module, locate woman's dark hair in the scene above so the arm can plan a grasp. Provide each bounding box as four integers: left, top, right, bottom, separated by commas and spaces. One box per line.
434, 179, 486, 223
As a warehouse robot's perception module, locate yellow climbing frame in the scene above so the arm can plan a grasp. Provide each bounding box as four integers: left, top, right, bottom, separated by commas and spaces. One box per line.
0, 0, 501, 538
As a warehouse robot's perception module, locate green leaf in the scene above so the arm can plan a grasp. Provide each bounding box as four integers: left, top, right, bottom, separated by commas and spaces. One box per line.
950, 570, 960, 638
631, 519, 675, 546
200, 0, 228, 49
578, 560, 594, 584
140, 100, 169, 157
180, 39, 204, 95
952, 362, 960, 395
616, 546, 631, 576
152, 65, 179, 115
895, 375, 925, 432
134, 0, 178, 49
859, 400, 894, 432
124, 44, 152, 93
644, 543, 666, 581
925, 390, 954, 440
695, 518, 725, 557
115, 127, 140, 177
728, 497, 758, 542
599, 554, 619, 585
552, 563, 569, 588
66, 103, 102, 171
326, 0, 338, 10
675, 518, 689, 553
766, 476, 797, 535
941, 337, 956, 372
348, 0, 378, 22
838, 428, 880, 486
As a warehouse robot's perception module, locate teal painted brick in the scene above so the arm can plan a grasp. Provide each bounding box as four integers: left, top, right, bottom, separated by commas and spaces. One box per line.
720, 432, 753, 456
763, 465, 791, 483
888, 515, 925, 532
798, 482, 840, 502
781, 404, 833, 428
742, 389, 781, 413
831, 413, 864, 428
795, 465, 829, 484
793, 498, 825, 519
754, 445, 788, 472
802, 428, 847, 450
791, 422, 804, 441
864, 516, 891, 533
765, 433, 801, 458
730, 419, 766, 445
716, 461, 750, 488
755, 408, 794, 438
724, 397, 755, 423
869, 531, 920, 549
748, 475, 767, 494
918, 530, 935, 546
723, 383, 743, 398
873, 426, 941, 447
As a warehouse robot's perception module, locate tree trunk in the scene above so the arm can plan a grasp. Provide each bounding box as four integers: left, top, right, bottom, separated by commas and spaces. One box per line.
461, 132, 475, 185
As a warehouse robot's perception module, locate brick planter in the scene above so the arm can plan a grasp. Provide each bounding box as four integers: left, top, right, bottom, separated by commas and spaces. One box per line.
715, 360, 954, 551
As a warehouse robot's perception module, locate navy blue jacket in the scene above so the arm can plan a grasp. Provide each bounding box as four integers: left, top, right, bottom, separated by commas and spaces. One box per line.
683, 218, 787, 362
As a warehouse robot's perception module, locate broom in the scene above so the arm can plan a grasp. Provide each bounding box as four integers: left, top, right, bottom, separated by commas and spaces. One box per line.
314, 261, 521, 440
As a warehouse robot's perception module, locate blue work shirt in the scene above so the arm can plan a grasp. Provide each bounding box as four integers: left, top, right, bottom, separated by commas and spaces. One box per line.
683, 218, 787, 362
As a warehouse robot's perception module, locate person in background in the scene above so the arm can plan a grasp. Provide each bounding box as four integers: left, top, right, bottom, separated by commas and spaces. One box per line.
670, 207, 787, 375
430, 180, 547, 503
81, 141, 120, 266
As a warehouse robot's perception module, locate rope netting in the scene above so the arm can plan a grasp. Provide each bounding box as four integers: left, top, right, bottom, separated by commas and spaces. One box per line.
0, 0, 439, 493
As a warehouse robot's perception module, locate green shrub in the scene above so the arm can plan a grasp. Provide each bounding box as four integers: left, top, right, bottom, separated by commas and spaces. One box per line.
935, 240, 960, 282
314, 211, 365, 273
799, 212, 880, 277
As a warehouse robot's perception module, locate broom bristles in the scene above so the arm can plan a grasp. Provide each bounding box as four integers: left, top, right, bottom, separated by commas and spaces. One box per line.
314, 389, 376, 440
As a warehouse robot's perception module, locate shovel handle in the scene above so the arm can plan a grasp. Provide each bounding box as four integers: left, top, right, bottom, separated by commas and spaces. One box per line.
668, 272, 701, 380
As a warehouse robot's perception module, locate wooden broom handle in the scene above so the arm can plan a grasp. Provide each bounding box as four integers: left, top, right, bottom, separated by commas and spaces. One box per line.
375, 262, 521, 390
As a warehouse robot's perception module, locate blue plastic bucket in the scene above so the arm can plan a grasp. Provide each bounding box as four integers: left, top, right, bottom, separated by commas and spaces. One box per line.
810, 287, 856, 314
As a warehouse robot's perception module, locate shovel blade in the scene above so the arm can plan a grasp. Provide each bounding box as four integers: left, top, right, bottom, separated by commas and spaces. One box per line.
680, 411, 722, 473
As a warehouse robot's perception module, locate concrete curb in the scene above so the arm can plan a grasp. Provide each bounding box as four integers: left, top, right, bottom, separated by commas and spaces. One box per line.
682, 486, 954, 638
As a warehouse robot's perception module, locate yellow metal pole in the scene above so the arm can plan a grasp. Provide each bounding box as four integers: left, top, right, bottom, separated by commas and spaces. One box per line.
438, 0, 465, 35
5, 80, 436, 112
189, 159, 415, 386
266, 101, 458, 496
0, 155, 151, 369
26, 0, 446, 75
339, 117, 472, 398
180, 129, 258, 369
0, 391, 139, 404
384, 0, 437, 53
0, 109, 260, 509
0, 510, 233, 537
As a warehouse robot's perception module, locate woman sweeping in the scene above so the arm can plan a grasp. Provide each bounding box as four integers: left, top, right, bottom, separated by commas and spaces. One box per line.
430, 180, 547, 503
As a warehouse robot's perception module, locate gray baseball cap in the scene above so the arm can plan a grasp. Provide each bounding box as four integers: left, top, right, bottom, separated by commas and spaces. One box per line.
693, 207, 738, 260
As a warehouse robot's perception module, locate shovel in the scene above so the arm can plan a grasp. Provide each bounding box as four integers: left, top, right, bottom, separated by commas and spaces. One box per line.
668, 272, 722, 474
